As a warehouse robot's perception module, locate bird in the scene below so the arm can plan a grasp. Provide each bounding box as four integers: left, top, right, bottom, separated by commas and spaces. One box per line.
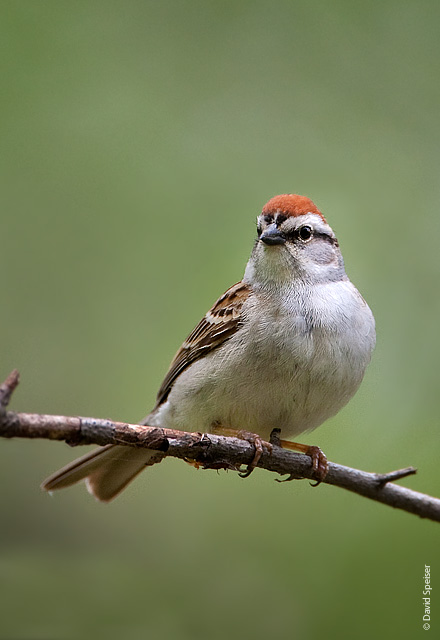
42, 194, 376, 501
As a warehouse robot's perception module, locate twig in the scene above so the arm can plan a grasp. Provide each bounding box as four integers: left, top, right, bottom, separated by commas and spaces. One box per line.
0, 369, 20, 409
0, 370, 439, 522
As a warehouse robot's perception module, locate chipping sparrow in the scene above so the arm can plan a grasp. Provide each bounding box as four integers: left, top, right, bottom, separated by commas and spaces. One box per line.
42, 194, 376, 501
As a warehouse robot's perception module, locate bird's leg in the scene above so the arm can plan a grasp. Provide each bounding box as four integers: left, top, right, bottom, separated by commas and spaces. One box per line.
210, 424, 273, 478
269, 428, 328, 484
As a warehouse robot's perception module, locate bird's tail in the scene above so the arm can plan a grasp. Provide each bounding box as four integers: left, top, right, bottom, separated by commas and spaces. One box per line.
41, 445, 164, 502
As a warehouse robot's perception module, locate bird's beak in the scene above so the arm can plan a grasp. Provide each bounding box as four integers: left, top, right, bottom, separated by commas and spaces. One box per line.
260, 224, 286, 246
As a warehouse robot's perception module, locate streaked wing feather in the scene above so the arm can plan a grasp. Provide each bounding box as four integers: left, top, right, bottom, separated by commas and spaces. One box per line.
154, 282, 250, 407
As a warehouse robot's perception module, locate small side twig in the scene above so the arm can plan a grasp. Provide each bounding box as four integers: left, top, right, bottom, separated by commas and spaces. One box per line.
374, 467, 417, 485
0, 370, 439, 523
0, 369, 20, 410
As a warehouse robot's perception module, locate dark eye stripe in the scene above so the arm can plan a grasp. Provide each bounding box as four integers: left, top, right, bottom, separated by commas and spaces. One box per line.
284, 228, 337, 245
314, 231, 338, 245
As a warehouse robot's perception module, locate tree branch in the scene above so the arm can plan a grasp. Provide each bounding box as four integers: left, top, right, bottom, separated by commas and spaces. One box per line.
1, 370, 438, 522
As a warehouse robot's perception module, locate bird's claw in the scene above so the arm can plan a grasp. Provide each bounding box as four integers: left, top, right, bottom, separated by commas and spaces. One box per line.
237, 430, 273, 478
307, 445, 328, 485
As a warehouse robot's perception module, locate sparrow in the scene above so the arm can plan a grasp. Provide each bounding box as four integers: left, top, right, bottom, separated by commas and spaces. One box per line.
42, 194, 376, 501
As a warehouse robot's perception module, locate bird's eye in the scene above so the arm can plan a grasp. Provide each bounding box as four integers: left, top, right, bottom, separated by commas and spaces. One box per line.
298, 225, 312, 241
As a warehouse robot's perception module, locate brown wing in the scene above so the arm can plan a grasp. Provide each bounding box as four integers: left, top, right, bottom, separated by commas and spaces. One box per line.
154, 281, 250, 408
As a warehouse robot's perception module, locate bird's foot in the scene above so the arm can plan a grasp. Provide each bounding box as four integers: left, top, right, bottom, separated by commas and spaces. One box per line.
210, 424, 273, 478
269, 428, 328, 484
236, 430, 273, 478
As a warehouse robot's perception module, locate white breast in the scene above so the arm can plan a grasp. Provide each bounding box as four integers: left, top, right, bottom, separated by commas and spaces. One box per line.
150, 279, 375, 441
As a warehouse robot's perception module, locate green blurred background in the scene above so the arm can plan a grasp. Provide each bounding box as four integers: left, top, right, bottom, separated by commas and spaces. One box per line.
1, 1, 439, 638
